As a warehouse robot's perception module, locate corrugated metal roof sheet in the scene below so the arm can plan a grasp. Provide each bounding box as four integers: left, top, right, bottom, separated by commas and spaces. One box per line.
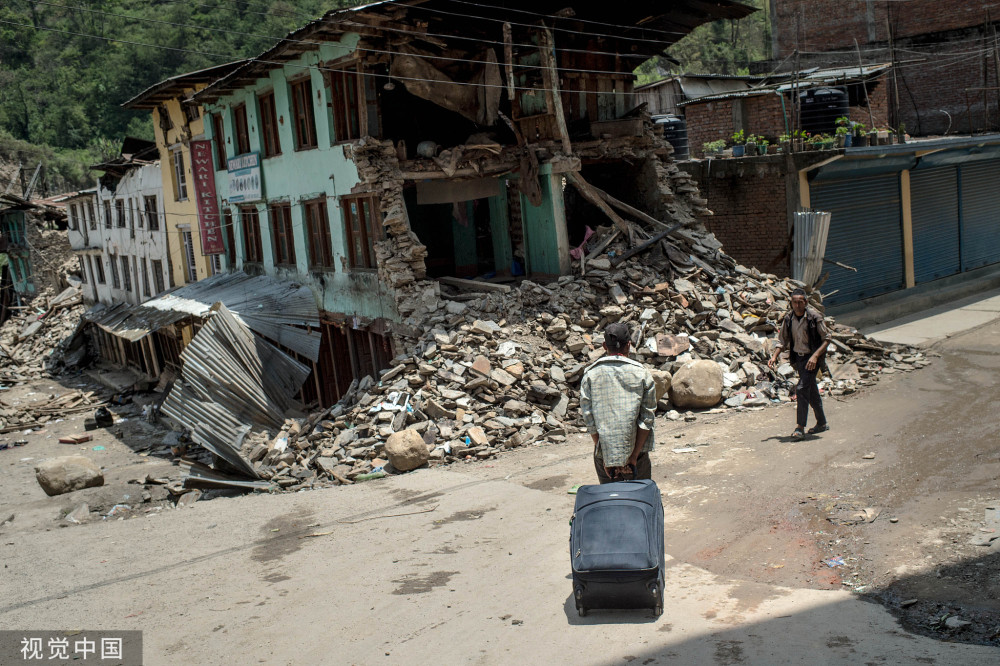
161, 304, 313, 479
83, 272, 322, 360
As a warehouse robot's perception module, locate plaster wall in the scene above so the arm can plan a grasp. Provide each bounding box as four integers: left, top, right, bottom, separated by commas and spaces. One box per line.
92, 163, 170, 307
205, 38, 398, 322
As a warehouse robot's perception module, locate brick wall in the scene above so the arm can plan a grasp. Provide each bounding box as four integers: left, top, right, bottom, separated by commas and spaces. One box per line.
679, 160, 790, 276
774, 0, 1000, 56
686, 88, 890, 157
686, 95, 786, 158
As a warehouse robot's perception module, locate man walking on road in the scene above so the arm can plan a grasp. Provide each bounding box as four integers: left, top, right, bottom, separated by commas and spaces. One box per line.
769, 288, 831, 440
580, 322, 657, 483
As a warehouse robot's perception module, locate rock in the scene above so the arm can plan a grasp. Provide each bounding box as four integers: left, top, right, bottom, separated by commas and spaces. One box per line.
549, 365, 566, 383
471, 320, 501, 337
471, 355, 492, 377
445, 300, 468, 315
384, 428, 430, 471
34, 456, 104, 496
669, 360, 723, 408
589, 256, 612, 271
527, 383, 562, 405
423, 399, 457, 421
491, 368, 517, 386
466, 426, 490, 447
552, 394, 569, 418
177, 490, 202, 508
651, 370, 672, 402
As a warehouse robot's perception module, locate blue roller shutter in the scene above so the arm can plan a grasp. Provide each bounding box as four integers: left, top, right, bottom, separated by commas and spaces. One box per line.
810, 174, 904, 306
911, 166, 960, 283
960, 160, 1000, 271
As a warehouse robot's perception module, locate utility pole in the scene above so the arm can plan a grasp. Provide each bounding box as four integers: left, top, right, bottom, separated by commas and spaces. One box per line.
886, 18, 900, 129
854, 38, 875, 129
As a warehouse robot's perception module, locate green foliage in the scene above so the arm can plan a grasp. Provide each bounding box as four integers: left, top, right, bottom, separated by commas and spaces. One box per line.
0, 0, 361, 152
0, 127, 100, 191
635, 0, 771, 84
731, 129, 746, 145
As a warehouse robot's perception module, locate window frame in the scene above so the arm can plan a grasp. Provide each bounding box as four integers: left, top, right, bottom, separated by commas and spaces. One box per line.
258, 91, 282, 158
341, 194, 381, 270
328, 63, 363, 143
240, 206, 264, 264
104, 201, 112, 229
233, 103, 251, 156
69, 204, 79, 231
151, 259, 165, 294
120, 255, 132, 293
303, 198, 333, 269
268, 202, 296, 266
172, 150, 188, 201
289, 77, 318, 151
212, 113, 228, 168
109, 254, 121, 289
87, 200, 97, 231
94, 255, 106, 284
115, 199, 126, 228
144, 195, 159, 231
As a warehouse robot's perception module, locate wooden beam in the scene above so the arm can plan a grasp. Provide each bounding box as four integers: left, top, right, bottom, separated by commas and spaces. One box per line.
438, 276, 512, 293
610, 223, 684, 267
540, 27, 572, 155
587, 181, 670, 231
566, 172, 633, 236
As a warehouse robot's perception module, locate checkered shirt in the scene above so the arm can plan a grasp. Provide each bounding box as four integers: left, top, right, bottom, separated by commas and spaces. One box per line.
580, 355, 657, 467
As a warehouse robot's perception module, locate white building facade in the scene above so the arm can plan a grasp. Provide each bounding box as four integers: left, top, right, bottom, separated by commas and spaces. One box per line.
67, 163, 173, 307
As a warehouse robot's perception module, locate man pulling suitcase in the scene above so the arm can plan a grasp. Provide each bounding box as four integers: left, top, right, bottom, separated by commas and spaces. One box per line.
580, 322, 658, 483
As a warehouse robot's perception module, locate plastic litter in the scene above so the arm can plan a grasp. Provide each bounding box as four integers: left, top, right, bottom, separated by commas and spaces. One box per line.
567, 484, 582, 495
823, 556, 845, 567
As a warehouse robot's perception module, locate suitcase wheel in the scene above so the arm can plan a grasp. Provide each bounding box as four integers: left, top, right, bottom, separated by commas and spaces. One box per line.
578, 606, 587, 617
655, 604, 663, 617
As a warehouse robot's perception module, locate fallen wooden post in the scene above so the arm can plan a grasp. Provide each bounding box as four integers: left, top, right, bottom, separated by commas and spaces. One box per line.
823, 258, 858, 272
588, 181, 671, 231
438, 276, 512, 293
566, 172, 634, 237
611, 223, 684, 267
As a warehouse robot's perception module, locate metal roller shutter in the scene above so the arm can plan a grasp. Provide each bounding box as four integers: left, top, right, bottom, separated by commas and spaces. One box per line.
911, 166, 960, 283
960, 160, 1000, 271
810, 174, 904, 306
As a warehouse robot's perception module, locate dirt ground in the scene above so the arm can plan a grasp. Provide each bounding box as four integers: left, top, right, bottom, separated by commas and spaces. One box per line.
1, 319, 999, 663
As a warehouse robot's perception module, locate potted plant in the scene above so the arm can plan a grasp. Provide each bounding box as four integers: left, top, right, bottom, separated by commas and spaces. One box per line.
793, 129, 808, 152
835, 116, 852, 148
702, 140, 726, 157
731, 129, 746, 157
758, 138, 771, 156
779, 133, 791, 153
854, 125, 868, 147
897, 123, 907, 144
745, 133, 758, 156
876, 126, 889, 146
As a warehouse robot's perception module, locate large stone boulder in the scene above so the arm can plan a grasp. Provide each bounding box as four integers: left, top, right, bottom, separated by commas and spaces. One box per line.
35, 456, 104, 496
385, 428, 430, 472
651, 370, 672, 402
669, 360, 723, 408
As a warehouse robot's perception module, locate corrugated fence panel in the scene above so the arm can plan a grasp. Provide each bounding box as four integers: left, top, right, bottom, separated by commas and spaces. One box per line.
911, 166, 961, 283
810, 173, 904, 306
960, 160, 1000, 271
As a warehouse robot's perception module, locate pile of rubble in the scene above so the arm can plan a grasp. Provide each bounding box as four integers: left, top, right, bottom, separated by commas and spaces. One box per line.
211, 224, 928, 490
0, 285, 87, 384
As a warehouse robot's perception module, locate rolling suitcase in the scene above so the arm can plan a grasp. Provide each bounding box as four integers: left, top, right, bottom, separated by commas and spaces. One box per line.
569, 479, 665, 617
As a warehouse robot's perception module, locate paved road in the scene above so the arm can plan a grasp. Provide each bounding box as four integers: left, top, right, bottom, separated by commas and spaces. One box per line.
865, 287, 1000, 346
4, 313, 1000, 664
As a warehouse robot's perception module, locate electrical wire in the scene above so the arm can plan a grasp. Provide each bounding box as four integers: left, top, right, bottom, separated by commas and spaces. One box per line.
32, 0, 679, 79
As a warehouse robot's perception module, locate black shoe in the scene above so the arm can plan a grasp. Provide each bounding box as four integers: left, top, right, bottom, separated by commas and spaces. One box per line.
808, 423, 830, 435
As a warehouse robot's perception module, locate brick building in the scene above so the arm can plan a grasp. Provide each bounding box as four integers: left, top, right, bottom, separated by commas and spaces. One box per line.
682, 66, 890, 158
771, 0, 1000, 135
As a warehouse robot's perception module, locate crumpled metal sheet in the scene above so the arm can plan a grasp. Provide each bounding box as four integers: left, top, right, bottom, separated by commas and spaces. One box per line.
161, 303, 312, 478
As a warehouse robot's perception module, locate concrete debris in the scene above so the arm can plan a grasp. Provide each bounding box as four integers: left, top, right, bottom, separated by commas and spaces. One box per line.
0, 285, 87, 384
1, 389, 102, 435
670, 360, 724, 409
34, 455, 104, 496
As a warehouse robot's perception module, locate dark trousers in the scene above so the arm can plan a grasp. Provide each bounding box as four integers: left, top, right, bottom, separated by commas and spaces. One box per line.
594, 451, 651, 484
793, 355, 827, 429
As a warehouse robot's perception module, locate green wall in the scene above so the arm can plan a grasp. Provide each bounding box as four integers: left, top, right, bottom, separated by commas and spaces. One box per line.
205, 36, 398, 323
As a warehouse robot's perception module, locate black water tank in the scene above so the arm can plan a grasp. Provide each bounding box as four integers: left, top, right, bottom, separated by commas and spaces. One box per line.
654, 114, 689, 160
799, 87, 849, 135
